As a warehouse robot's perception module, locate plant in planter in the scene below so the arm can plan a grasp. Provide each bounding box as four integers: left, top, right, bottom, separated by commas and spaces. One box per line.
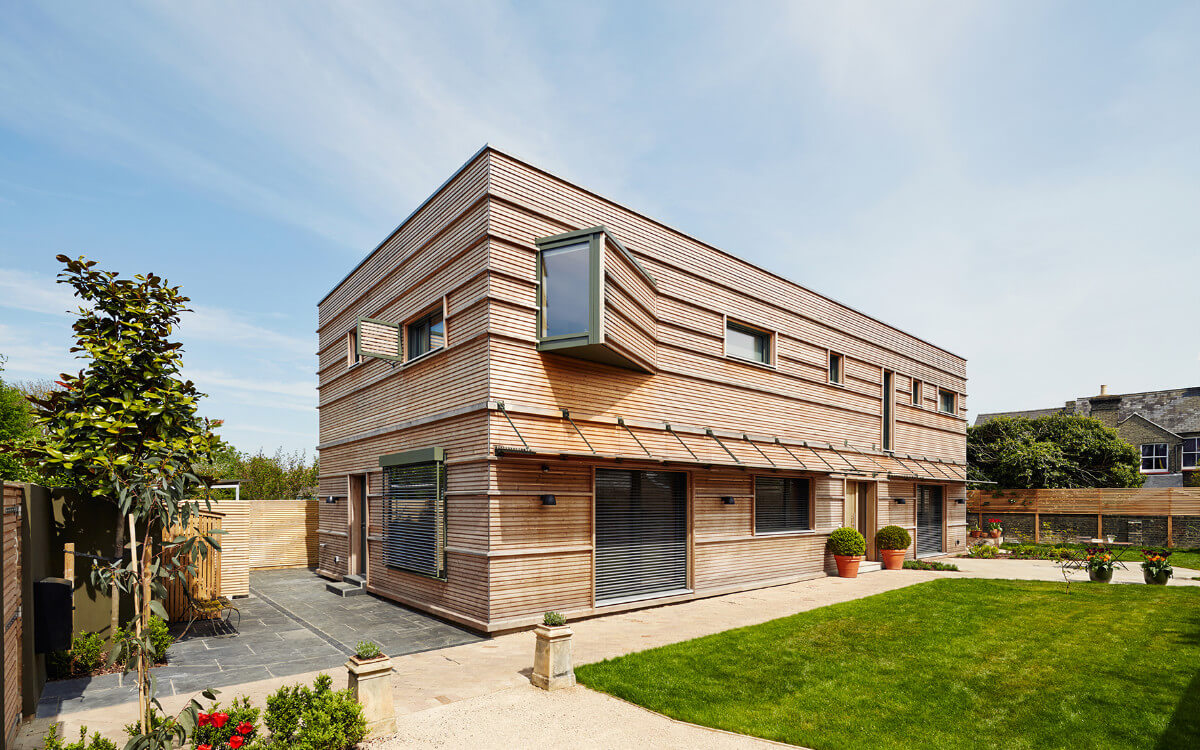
532, 611, 575, 690
875, 525, 912, 570
1140, 549, 1173, 585
345, 641, 394, 737
827, 527, 867, 578
986, 518, 1003, 538
1083, 547, 1115, 583
968, 523, 981, 539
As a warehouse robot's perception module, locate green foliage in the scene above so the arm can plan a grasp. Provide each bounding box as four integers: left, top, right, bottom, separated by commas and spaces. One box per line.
354, 640, 381, 659
201, 446, 319, 500
114, 616, 174, 667
0, 356, 44, 482
968, 414, 1143, 489
190, 696, 260, 750
965, 542, 998, 558
1140, 550, 1173, 579
875, 525, 912, 551
1185, 471, 1200, 488
902, 560, 959, 571
50, 631, 108, 679
542, 611, 566, 626
827, 527, 866, 556
42, 724, 118, 750
264, 674, 366, 750
1002, 543, 1074, 560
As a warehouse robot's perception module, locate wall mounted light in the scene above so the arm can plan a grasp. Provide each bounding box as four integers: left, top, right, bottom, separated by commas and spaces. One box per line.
540, 494, 557, 506
722, 496, 736, 505
541, 464, 551, 473
325, 496, 337, 504
893, 498, 907, 504
955, 498, 966, 504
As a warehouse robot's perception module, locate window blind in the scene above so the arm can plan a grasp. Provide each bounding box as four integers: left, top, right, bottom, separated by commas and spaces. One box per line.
755, 477, 812, 533
381, 460, 446, 578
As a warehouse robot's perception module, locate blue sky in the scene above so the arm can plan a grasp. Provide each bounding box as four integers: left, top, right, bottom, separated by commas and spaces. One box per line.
1, 1, 1197, 455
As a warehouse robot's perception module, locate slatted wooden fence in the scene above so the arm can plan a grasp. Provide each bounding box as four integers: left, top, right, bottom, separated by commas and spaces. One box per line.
2, 484, 22, 746
967, 488, 1200, 546
196, 499, 318, 599
163, 511, 222, 622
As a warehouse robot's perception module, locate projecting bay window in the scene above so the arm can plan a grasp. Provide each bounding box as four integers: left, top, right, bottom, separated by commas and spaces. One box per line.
406, 307, 445, 361
538, 235, 594, 342
1185, 438, 1200, 470
1140, 443, 1168, 474
726, 320, 772, 365
379, 448, 447, 579
754, 476, 813, 533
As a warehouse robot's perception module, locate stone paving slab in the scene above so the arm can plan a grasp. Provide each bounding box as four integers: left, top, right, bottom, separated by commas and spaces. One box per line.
36, 568, 482, 716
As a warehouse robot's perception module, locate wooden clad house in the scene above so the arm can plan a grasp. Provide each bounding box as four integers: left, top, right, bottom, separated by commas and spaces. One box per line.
316, 146, 969, 632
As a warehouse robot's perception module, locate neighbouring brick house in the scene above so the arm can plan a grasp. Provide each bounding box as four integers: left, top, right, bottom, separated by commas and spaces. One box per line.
975, 385, 1200, 487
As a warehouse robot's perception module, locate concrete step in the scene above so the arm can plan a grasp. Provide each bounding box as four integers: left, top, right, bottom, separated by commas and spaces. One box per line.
326, 581, 365, 597
342, 574, 366, 587
858, 561, 883, 573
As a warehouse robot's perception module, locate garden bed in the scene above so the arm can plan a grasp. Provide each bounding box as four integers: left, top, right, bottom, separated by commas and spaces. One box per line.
576, 579, 1200, 750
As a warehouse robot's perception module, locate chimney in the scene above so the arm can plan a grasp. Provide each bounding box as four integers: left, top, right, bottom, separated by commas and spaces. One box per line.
1099, 384, 1109, 396
1089, 385, 1120, 427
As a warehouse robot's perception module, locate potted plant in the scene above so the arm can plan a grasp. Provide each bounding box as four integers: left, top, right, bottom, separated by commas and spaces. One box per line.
986, 518, 1003, 539
345, 640, 395, 737
1083, 547, 1114, 583
531, 611, 575, 690
968, 524, 981, 539
827, 527, 866, 578
875, 525, 912, 570
1141, 549, 1173, 585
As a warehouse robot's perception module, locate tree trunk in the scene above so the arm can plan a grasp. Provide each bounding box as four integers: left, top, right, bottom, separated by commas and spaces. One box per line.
129, 515, 148, 735
111, 514, 125, 646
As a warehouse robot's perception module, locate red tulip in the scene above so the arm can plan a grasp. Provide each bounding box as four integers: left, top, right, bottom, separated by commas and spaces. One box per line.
198, 713, 211, 727
198, 745, 211, 750
211, 712, 229, 729
229, 736, 244, 749
236, 721, 254, 735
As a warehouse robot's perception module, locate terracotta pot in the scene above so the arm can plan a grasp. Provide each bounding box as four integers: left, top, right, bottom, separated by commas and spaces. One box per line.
1088, 567, 1112, 583
1144, 569, 1170, 586
989, 530, 1002, 538
834, 554, 863, 578
880, 549, 906, 570
969, 530, 979, 538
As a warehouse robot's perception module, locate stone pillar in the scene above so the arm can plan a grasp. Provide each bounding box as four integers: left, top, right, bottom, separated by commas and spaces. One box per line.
346, 656, 396, 737
531, 624, 575, 690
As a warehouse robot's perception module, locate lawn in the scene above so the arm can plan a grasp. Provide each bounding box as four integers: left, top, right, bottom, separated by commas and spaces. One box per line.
576, 579, 1200, 750
998, 543, 1200, 570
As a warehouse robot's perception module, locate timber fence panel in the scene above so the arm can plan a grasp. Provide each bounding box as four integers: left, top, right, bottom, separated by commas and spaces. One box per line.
164, 512, 222, 622
2, 485, 22, 747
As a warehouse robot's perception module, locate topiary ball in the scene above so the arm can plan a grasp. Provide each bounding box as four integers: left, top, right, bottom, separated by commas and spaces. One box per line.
875, 525, 912, 551
828, 526, 866, 556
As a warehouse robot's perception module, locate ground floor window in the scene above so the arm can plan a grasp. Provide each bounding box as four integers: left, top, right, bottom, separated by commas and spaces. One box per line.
1140, 443, 1167, 473
380, 448, 447, 579
754, 476, 812, 533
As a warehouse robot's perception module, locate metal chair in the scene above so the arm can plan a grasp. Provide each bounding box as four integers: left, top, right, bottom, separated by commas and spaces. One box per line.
178, 583, 240, 638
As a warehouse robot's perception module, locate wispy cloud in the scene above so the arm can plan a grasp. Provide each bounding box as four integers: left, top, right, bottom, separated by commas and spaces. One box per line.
0, 268, 80, 317
184, 307, 312, 360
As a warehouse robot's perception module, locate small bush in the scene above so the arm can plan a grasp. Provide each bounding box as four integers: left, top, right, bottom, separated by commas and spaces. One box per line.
875, 525, 912, 551
542, 611, 566, 627
191, 696, 260, 750
265, 673, 365, 750
903, 560, 959, 571
827, 527, 866, 556
354, 640, 381, 660
115, 615, 174, 668
965, 542, 998, 559
42, 724, 118, 750
51, 632, 108, 678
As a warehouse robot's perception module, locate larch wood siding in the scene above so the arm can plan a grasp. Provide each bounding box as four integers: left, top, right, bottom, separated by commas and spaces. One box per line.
2, 485, 21, 747
317, 147, 967, 631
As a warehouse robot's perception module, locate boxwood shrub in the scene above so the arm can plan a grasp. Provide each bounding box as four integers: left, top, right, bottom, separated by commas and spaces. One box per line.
827, 527, 866, 556
875, 525, 912, 551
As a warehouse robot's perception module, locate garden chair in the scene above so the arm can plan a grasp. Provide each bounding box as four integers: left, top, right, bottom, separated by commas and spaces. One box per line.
178, 583, 240, 638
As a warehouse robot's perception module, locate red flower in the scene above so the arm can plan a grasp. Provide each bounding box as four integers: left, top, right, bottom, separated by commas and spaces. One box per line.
198, 713, 211, 727
198, 745, 211, 750
211, 712, 229, 729
229, 736, 244, 749
236, 721, 254, 735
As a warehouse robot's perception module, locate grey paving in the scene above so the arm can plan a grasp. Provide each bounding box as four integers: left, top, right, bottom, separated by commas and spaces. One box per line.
38, 568, 484, 716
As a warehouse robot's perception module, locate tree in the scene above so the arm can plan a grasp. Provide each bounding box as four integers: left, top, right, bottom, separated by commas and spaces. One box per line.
0, 355, 38, 481
967, 414, 1143, 489
21, 255, 224, 739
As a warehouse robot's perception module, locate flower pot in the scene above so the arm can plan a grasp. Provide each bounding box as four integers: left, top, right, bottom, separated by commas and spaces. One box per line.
880, 549, 906, 570
834, 554, 863, 578
1144, 569, 1171, 586
969, 530, 980, 539
989, 530, 1002, 539
1088, 568, 1112, 583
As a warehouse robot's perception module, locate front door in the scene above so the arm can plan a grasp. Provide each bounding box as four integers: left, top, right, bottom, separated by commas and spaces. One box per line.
594, 469, 688, 605
847, 481, 876, 559
915, 485, 944, 556
348, 474, 368, 576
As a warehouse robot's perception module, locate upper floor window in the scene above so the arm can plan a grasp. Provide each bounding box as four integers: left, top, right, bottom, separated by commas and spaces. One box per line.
828, 352, 844, 384
1185, 438, 1199, 470
1140, 443, 1168, 473
540, 239, 591, 338
939, 389, 956, 414
911, 379, 922, 406
726, 321, 771, 365
347, 329, 360, 366
882, 371, 894, 451
754, 476, 812, 533
407, 308, 445, 360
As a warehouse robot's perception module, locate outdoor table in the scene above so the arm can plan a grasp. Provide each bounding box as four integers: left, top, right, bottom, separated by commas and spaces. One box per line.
1065, 539, 1138, 571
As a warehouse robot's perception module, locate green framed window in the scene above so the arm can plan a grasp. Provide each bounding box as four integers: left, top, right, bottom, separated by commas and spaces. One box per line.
536, 228, 603, 348
407, 308, 445, 360
379, 447, 447, 579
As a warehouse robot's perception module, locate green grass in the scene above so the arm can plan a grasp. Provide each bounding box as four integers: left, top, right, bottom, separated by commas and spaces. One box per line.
576, 579, 1200, 750
1001, 543, 1200, 570
1167, 550, 1200, 570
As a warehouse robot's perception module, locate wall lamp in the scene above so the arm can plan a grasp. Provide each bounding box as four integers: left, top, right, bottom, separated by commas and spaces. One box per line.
955, 498, 966, 504
893, 498, 907, 504
540, 494, 557, 506
325, 496, 337, 504
722, 496, 736, 505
